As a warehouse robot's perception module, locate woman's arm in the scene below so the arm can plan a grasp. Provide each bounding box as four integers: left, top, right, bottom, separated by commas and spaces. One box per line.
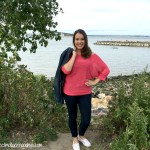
85, 53, 110, 86
62, 50, 77, 73
92, 54, 110, 81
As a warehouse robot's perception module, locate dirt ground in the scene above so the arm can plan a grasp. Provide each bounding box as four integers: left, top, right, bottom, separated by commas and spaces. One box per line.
0, 130, 101, 150
47, 130, 99, 149
38, 129, 100, 150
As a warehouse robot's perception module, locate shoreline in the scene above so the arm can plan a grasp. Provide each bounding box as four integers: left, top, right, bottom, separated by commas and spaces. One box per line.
50, 72, 150, 81
91, 72, 150, 116
92, 72, 148, 97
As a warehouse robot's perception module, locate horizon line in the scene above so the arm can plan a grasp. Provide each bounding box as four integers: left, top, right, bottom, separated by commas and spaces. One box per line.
59, 32, 150, 37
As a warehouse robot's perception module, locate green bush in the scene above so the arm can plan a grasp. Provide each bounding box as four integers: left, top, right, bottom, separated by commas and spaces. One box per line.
103, 72, 150, 149
0, 63, 68, 143
111, 102, 148, 150
34, 127, 58, 143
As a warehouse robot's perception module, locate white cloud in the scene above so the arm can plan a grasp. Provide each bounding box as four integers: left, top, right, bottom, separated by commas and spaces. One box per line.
55, 0, 150, 35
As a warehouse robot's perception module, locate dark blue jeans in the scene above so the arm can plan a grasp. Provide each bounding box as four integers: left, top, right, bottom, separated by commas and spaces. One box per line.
64, 93, 92, 137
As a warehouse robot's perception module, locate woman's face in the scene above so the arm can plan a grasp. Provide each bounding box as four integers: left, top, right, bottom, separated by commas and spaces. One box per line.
74, 33, 85, 51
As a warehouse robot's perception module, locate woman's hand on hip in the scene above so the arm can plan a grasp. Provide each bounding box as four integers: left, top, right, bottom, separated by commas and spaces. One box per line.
85, 78, 100, 86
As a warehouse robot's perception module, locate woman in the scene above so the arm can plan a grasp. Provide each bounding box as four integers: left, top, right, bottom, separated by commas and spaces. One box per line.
61, 29, 110, 150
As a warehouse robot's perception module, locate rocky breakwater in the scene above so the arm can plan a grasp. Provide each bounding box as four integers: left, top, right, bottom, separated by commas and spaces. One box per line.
94, 40, 150, 47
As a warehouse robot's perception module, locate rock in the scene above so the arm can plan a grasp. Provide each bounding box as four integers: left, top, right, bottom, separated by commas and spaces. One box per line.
97, 93, 105, 99
91, 96, 113, 116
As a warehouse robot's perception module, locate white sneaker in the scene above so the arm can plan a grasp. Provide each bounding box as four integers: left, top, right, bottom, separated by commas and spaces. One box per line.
78, 136, 91, 147
72, 142, 80, 150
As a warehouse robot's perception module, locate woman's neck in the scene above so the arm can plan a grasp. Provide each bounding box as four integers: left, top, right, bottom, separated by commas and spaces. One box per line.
75, 49, 81, 55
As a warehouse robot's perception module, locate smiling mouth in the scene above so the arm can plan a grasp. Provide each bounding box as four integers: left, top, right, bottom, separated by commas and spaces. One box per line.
77, 45, 84, 47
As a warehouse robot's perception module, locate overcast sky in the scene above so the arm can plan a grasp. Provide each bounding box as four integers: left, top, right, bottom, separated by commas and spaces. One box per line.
55, 0, 150, 35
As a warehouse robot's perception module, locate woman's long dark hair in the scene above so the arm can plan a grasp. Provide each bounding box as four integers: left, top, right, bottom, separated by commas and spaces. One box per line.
73, 29, 92, 58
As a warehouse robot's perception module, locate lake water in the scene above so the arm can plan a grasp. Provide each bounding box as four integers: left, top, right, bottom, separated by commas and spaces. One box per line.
18, 35, 150, 79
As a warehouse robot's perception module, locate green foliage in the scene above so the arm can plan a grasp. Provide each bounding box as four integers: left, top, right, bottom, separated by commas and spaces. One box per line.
0, 0, 66, 140
128, 102, 148, 149
0, 0, 62, 61
111, 102, 148, 150
103, 72, 150, 149
0, 0, 68, 144
34, 127, 58, 143
0, 64, 68, 143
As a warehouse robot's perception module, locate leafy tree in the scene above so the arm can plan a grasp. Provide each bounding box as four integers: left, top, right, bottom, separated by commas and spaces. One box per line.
0, 0, 62, 62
